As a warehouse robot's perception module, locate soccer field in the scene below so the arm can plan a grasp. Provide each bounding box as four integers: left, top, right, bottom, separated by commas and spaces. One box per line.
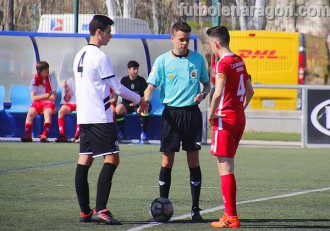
0, 142, 329, 230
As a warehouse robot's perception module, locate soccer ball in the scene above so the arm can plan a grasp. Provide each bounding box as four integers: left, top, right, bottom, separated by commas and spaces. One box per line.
149, 197, 173, 222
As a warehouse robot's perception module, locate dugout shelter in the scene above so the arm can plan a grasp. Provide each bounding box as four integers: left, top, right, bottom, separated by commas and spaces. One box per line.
0, 31, 208, 142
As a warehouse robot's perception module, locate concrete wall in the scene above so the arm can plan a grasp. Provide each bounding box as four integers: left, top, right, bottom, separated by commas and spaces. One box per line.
245, 110, 301, 133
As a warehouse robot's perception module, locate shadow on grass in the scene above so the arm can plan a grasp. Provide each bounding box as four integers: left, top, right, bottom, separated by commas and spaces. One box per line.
122, 219, 214, 225
121, 220, 154, 224
169, 219, 214, 224
241, 219, 330, 229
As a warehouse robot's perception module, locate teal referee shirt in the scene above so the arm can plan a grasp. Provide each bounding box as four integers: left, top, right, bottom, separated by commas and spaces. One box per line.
147, 50, 209, 107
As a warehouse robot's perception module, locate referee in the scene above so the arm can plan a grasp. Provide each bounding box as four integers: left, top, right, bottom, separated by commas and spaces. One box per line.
143, 21, 210, 222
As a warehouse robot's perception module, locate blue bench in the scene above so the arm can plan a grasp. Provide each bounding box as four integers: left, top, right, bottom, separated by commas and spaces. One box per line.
0, 85, 16, 137
4, 85, 41, 137
3, 85, 78, 139
6, 85, 32, 113
0, 85, 5, 111
2, 85, 163, 140
123, 88, 164, 140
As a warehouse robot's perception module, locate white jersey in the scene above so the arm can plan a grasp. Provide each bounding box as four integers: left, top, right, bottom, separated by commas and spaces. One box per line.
64, 77, 76, 104
73, 44, 140, 124
29, 75, 58, 103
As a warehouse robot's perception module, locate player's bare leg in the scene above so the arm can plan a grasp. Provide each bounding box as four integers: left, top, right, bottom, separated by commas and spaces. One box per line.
21, 108, 38, 142
40, 107, 53, 142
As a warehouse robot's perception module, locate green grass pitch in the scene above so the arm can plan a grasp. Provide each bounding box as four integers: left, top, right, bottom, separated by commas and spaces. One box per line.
0, 142, 329, 230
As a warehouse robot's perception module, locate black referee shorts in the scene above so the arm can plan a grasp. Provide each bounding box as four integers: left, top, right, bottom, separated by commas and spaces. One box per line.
160, 105, 202, 152
79, 123, 119, 158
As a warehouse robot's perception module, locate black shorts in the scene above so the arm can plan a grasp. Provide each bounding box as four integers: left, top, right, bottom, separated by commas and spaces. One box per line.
160, 105, 202, 152
79, 123, 119, 158
121, 102, 137, 114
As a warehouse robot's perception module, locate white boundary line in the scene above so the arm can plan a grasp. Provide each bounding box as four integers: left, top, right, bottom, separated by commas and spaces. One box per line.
126, 187, 330, 231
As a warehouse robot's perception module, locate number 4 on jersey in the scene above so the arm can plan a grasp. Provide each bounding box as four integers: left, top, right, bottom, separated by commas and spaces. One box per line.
237, 74, 245, 102
77, 51, 86, 77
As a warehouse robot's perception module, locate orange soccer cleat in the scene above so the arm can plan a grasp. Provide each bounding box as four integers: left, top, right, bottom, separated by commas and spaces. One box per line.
39, 134, 47, 142
80, 209, 94, 222
211, 212, 240, 229
91, 209, 122, 225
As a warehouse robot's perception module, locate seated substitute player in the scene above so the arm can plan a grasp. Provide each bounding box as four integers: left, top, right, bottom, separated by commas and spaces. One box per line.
207, 25, 254, 229
55, 77, 80, 143
21, 61, 58, 142
115, 60, 150, 140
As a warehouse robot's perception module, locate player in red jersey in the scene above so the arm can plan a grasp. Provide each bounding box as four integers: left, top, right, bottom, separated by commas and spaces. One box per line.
21, 61, 58, 142
55, 77, 80, 143
56, 78, 118, 143
207, 25, 254, 228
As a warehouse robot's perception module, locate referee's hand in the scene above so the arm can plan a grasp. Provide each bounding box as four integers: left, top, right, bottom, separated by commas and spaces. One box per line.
194, 93, 204, 104
137, 97, 148, 114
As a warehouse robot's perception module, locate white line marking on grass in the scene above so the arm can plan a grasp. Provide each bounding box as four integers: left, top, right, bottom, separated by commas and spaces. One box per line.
126, 187, 330, 231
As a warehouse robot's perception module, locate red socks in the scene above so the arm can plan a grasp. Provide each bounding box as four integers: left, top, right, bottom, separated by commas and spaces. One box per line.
75, 124, 80, 137
58, 118, 65, 135
42, 123, 51, 136
24, 123, 33, 136
59, 118, 80, 137
220, 173, 237, 216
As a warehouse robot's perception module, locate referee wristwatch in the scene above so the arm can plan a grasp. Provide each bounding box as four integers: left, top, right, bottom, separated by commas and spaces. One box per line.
202, 92, 207, 99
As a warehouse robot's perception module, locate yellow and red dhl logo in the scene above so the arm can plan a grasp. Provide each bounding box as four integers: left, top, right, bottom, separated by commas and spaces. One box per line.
237, 50, 286, 59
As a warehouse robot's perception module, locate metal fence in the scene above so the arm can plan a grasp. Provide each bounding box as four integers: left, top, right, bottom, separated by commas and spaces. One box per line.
250, 84, 330, 148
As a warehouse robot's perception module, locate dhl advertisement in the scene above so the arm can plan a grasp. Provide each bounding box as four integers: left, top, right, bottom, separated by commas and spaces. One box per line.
226, 30, 329, 110
230, 30, 299, 110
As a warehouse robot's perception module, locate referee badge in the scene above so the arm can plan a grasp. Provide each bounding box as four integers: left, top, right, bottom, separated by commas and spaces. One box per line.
190, 69, 197, 78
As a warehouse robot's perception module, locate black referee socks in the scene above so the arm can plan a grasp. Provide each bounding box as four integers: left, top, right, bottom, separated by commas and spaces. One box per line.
159, 167, 172, 198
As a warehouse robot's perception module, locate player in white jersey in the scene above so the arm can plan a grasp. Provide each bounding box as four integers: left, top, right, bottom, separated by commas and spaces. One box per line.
73, 15, 148, 225
55, 77, 80, 143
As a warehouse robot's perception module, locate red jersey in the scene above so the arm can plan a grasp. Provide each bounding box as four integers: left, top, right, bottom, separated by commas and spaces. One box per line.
210, 54, 217, 84
214, 53, 249, 128
110, 87, 114, 97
